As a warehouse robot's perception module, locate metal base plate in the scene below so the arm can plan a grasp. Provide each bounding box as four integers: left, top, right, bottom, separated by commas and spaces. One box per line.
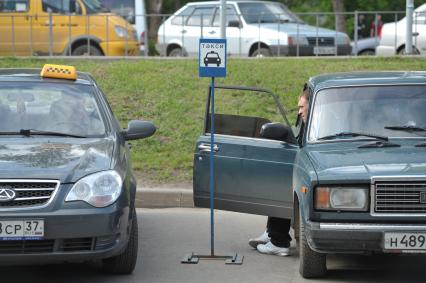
181, 252, 243, 265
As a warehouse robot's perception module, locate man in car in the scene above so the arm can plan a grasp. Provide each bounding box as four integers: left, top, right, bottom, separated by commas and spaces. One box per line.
249, 86, 309, 256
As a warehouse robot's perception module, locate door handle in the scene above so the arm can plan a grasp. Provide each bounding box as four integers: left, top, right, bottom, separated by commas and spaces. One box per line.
413, 32, 420, 37
181, 30, 187, 34
44, 21, 56, 26
61, 23, 78, 27
198, 143, 219, 153
208, 30, 216, 34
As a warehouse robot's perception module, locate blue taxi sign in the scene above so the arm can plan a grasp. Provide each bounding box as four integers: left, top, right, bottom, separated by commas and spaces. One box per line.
199, 38, 227, 78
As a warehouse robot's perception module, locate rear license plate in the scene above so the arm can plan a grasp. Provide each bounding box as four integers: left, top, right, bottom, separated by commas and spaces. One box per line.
384, 232, 426, 251
313, 46, 336, 55
0, 220, 44, 240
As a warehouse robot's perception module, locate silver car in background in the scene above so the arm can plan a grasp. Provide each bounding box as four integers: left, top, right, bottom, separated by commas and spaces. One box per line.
156, 0, 351, 57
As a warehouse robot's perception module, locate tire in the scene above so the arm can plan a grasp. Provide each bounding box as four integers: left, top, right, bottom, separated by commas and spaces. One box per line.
102, 208, 138, 274
397, 46, 420, 55
169, 47, 184, 57
358, 49, 375, 56
251, 47, 271, 57
71, 44, 103, 56
298, 208, 327, 278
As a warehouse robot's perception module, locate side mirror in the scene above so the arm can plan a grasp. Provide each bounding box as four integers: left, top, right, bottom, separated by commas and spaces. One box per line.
260, 122, 289, 141
228, 20, 242, 28
123, 120, 156, 141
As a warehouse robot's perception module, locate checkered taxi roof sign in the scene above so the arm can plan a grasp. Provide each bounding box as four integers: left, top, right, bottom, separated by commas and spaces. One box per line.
40, 64, 77, 80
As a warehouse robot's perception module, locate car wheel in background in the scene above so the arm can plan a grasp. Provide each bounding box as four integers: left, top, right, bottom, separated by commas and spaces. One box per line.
251, 48, 271, 57
397, 46, 420, 55
102, 208, 138, 274
358, 49, 375, 56
72, 45, 103, 56
169, 47, 184, 57
299, 208, 327, 278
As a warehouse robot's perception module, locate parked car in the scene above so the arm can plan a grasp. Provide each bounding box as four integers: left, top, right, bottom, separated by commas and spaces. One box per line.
351, 37, 379, 55
376, 3, 426, 55
156, 0, 351, 57
0, 64, 155, 273
0, 0, 139, 56
98, 0, 147, 54
194, 72, 426, 278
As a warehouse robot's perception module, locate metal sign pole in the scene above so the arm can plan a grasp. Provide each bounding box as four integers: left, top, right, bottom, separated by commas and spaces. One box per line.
182, 38, 242, 265
210, 76, 215, 256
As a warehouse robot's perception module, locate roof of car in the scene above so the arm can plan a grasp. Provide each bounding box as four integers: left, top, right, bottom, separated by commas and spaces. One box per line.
0, 69, 94, 85
186, 0, 277, 5
309, 71, 426, 91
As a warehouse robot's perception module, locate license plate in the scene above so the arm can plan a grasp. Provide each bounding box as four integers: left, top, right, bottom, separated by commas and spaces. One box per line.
384, 232, 426, 251
313, 46, 336, 55
0, 220, 44, 240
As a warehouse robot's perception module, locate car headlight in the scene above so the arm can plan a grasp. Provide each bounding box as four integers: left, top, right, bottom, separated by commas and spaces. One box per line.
115, 26, 129, 38
315, 186, 368, 211
336, 35, 350, 45
65, 170, 123, 208
288, 36, 309, 46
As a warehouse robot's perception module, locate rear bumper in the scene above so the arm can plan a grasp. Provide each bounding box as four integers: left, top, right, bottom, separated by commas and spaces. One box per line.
269, 45, 352, 56
305, 221, 426, 254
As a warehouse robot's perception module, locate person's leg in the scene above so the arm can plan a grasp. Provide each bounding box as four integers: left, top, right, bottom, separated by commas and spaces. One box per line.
248, 216, 271, 249
257, 217, 291, 256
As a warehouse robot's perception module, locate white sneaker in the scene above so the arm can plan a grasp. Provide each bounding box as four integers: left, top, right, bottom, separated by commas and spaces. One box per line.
256, 241, 290, 257
248, 231, 270, 249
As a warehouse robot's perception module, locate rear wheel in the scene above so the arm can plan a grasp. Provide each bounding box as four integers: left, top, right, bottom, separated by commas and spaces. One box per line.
71, 44, 103, 56
251, 48, 271, 57
102, 208, 138, 274
298, 208, 327, 278
358, 49, 375, 56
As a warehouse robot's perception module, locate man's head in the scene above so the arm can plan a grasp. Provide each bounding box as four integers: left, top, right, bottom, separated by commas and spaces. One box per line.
298, 86, 309, 124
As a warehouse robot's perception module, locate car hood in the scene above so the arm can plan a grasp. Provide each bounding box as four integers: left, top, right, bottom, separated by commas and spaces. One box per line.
306, 142, 426, 183
0, 137, 114, 183
255, 23, 347, 38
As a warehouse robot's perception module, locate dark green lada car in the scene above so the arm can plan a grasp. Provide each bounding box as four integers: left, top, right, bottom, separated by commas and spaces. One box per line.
0, 65, 155, 274
193, 73, 426, 278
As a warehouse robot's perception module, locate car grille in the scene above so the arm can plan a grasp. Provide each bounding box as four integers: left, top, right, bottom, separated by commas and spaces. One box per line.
0, 180, 59, 209
307, 37, 334, 46
374, 182, 426, 213
0, 236, 118, 254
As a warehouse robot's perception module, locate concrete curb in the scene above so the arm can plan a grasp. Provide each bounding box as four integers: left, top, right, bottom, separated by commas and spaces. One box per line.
135, 188, 194, 208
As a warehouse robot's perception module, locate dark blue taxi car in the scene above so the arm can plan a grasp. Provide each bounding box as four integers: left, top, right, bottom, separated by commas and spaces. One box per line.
194, 73, 426, 278
0, 64, 155, 274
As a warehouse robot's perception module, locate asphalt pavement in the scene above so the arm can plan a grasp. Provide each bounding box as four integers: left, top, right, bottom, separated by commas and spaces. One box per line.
3, 208, 426, 283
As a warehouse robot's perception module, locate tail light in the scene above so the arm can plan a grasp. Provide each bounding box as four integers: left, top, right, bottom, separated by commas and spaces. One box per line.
140, 31, 145, 45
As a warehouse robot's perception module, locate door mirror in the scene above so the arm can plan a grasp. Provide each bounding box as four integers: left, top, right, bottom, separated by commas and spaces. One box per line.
260, 122, 289, 141
123, 120, 156, 141
228, 20, 241, 28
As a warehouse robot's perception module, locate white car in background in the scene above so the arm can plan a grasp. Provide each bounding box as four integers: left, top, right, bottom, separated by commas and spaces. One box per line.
156, 0, 351, 57
376, 3, 426, 55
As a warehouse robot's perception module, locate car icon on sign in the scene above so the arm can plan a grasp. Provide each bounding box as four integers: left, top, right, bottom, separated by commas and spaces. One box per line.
204, 51, 221, 67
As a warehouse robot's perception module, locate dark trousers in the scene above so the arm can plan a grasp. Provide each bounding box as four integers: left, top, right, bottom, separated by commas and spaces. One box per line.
266, 216, 292, 248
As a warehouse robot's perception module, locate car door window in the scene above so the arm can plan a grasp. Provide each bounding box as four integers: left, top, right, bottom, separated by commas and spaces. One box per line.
171, 6, 194, 25
212, 6, 240, 27
186, 6, 215, 27
206, 87, 291, 140
0, 0, 29, 12
42, 0, 79, 14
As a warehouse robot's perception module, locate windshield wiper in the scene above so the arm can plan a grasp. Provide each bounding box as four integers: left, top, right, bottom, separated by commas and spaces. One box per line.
385, 125, 426, 132
317, 131, 388, 141
358, 141, 400, 148
19, 129, 87, 138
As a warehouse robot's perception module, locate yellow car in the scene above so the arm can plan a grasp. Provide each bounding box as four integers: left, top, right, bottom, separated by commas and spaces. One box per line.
0, 0, 139, 56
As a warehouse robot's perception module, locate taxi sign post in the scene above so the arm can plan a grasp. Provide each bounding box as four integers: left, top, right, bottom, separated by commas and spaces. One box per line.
182, 38, 243, 265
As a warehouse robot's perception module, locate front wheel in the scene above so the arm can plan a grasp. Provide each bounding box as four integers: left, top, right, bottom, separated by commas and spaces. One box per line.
71, 44, 103, 56
251, 47, 271, 57
102, 208, 138, 274
298, 208, 327, 278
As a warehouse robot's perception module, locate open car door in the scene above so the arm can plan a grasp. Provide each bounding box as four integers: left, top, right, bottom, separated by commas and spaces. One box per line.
193, 85, 299, 219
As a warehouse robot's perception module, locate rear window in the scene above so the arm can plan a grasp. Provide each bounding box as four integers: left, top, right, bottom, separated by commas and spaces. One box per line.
0, 82, 106, 137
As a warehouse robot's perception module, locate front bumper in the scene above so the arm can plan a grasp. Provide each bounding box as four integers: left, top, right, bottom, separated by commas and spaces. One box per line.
0, 205, 131, 265
306, 220, 426, 254
269, 44, 352, 56
100, 40, 139, 56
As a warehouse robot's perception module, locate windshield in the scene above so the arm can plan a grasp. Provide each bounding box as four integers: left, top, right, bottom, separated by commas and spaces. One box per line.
237, 2, 303, 24
0, 82, 105, 137
308, 85, 426, 142
81, 0, 109, 14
